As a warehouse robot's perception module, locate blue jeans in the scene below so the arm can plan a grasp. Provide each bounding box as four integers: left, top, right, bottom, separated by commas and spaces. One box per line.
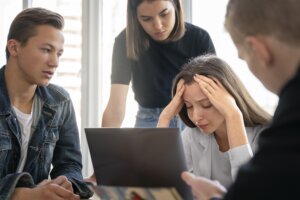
134, 105, 185, 132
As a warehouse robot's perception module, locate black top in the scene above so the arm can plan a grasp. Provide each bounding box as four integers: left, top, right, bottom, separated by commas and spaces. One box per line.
223, 65, 300, 200
111, 23, 215, 108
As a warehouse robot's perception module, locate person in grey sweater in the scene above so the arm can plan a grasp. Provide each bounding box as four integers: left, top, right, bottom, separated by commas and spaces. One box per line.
158, 54, 270, 188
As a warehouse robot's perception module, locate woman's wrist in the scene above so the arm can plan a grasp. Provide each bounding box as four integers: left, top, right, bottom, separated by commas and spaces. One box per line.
157, 116, 171, 127
226, 111, 249, 148
224, 107, 243, 122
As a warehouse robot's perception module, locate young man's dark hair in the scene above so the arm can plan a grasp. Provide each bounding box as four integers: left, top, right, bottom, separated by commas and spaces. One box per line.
6, 7, 64, 60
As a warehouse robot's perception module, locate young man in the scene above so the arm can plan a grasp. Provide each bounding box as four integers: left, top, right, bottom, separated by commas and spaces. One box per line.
0, 8, 92, 200
181, 0, 300, 199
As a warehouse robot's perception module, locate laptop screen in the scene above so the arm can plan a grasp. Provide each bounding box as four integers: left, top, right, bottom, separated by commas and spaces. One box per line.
85, 127, 193, 200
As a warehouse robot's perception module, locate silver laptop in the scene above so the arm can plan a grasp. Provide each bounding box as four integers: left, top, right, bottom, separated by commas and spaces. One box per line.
85, 127, 193, 200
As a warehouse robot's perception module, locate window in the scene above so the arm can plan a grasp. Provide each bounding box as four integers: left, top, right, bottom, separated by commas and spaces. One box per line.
0, 0, 22, 65
31, 0, 83, 130
191, 0, 278, 114
101, 0, 137, 127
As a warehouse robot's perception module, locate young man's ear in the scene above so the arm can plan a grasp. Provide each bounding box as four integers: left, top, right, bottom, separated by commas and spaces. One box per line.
7, 39, 19, 57
245, 36, 272, 67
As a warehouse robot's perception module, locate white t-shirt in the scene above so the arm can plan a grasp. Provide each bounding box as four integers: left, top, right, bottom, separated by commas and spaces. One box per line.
13, 106, 33, 173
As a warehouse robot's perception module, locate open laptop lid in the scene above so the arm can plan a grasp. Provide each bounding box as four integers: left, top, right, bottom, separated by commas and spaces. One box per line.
85, 128, 193, 200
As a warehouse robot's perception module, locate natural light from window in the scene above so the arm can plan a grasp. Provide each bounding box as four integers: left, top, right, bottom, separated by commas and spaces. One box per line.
192, 0, 278, 114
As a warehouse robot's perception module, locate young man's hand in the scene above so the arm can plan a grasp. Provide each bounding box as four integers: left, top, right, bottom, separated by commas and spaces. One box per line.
11, 176, 80, 200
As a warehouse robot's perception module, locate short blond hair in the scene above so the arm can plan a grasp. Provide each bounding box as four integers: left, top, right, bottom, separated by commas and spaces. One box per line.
225, 0, 300, 46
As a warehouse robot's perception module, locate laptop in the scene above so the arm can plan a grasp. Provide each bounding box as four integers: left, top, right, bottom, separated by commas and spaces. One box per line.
85, 128, 193, 200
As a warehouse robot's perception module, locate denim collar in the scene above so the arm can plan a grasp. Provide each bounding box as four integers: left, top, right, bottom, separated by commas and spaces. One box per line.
0, 66, 12, 115
0, 65, 61, 115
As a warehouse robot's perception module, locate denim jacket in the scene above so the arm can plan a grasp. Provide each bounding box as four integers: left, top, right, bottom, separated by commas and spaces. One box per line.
0, 66, 92, 200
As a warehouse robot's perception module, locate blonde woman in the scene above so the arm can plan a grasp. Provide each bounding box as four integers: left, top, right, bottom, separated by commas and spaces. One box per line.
158, 55, 271, 188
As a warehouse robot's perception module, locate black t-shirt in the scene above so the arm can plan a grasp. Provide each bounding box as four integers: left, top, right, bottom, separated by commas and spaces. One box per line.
111, 22, 216, 108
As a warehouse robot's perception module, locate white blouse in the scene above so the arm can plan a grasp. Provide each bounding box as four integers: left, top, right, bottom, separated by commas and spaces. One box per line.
182, 125, 266, 188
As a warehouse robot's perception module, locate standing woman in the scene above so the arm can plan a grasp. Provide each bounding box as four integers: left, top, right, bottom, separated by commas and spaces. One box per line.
102, 0, 215, 128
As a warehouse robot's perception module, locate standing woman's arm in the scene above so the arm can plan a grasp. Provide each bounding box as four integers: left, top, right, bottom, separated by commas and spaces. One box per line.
102, 84, 129, 127
103, 30, 131, 127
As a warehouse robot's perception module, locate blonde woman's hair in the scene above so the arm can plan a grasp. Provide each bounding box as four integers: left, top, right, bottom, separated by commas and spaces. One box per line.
225, 0, 300, 45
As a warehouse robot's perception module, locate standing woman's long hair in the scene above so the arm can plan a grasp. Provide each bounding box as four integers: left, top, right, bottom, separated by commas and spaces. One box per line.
173, 54, 272, 128
126, 0, 185, 60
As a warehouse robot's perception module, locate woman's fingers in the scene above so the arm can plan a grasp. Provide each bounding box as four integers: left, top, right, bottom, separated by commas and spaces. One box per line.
210, 76, 226, 90
176, 82, 185, 97
194, 74, 229, 97
176, 79, 185, 94
158, 80, 185, 127
194, 75, 216, 97
193, 74, 239, 118
194, 74, 218, 90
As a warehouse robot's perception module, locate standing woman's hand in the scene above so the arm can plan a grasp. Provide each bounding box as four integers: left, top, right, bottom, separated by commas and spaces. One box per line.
157, 79, 185, 127
11, 178, 80, 200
